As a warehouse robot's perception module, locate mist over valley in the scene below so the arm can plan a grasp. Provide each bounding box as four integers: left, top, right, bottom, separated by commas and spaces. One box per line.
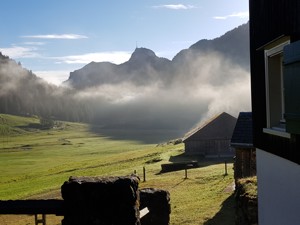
0, 23, 250, 143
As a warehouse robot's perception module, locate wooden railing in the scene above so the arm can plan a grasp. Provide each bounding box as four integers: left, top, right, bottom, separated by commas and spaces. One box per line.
0, 200, 64, 225
0, 199, 149, 225
0, 200, 64, 215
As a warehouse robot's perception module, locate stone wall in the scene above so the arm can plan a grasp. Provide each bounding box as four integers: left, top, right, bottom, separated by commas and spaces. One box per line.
60, 175, 171, 225
61, 175, 140, 225
139, 188, 171, 225
160, 161, 198, 173
235, 177, 258, 225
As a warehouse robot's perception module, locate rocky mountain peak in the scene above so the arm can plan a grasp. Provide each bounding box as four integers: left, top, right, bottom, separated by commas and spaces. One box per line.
128, 47, 157, 62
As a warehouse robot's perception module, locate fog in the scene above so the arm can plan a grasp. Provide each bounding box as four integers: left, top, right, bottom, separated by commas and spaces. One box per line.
0, 49, 250, 142
71, 51, 251, 140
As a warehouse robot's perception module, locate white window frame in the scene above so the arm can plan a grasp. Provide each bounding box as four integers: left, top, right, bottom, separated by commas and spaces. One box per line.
263, 37, 291, 138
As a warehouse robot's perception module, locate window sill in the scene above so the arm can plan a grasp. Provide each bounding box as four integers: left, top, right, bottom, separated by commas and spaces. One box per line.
263, 128, 291, 139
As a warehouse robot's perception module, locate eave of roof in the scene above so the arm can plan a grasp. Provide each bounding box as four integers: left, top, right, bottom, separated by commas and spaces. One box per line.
183, 112, 235, 141
231, 142, 254, 148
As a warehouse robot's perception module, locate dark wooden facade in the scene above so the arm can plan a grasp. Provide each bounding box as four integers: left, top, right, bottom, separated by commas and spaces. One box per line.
231, 112, 256, 180
250, 0, 300, 164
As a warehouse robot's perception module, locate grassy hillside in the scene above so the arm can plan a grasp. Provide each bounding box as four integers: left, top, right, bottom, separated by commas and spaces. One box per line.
0, 114, 235, 225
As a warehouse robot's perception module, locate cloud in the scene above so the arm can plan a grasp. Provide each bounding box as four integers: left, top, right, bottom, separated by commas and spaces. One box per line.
55, 51, 132, 65
153, 4, 195, 10
0, 45, 40, 58
214, 11, 249, 20
21, 34, 88, 39
23, 42, 46, 46
34, 70, 70, 85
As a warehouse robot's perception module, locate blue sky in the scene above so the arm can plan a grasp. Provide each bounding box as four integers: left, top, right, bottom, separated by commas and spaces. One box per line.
0, 0, 249, 85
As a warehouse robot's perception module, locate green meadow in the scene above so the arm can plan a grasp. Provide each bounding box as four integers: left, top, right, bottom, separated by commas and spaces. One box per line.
0, 114, 235, 225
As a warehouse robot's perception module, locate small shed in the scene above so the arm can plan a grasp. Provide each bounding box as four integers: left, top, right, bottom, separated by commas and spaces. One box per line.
183, 112, 237, 157
231, 112, 256, 180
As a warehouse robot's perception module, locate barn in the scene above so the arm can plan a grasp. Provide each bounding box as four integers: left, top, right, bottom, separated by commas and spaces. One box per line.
183, 112, 237, 157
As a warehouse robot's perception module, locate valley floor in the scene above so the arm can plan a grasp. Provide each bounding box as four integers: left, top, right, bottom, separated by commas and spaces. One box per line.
0, 114, 235, 225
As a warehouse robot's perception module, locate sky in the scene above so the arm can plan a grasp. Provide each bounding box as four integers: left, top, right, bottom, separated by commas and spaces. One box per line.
0, 0, 249, 85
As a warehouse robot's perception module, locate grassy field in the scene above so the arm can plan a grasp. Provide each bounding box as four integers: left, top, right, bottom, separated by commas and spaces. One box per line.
0, 114, 235, 225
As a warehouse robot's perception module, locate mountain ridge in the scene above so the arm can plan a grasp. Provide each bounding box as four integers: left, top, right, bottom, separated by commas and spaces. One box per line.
65, 22, 249, 89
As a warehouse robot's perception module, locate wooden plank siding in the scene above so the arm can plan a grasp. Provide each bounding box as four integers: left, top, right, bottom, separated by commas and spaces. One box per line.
249, 0, 300, 164
185, 139, 231, 156
234, 148, 256, 180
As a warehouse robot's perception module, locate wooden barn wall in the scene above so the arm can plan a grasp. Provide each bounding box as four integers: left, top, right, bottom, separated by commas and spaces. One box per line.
249, 0, 300, 164
185, 139, 232, 156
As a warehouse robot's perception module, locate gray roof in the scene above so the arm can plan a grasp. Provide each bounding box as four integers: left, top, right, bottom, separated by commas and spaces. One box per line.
183, 112, 237, 142
231, 112, 253, 148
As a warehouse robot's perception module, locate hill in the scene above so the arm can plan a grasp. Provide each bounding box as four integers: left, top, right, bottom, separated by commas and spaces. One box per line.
0, 53, 54, 115
0, 53, 92, 123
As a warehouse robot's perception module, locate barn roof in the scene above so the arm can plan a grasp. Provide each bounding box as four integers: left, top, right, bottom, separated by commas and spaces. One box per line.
231, 112, 253, 148
183, 112, 237, 142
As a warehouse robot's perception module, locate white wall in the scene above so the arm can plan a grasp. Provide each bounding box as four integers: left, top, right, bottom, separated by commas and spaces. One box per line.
256, 149, 300, 225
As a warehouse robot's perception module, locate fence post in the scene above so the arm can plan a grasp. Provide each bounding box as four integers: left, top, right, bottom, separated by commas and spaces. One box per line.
35, 214, 46, 225
224, 161, 228, 175
143, 166, 146, 182
184, 168, 188, 179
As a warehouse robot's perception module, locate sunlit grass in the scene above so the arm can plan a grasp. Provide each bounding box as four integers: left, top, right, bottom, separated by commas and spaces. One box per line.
0, 114, 235, 225
140, 163, 235, 225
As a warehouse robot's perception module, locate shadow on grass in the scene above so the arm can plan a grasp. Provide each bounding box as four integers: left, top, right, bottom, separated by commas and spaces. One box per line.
164, 152, 233, 168
203, 193, 236, 225
155, 153, 234, 175
88, 125, 184, 144
169, 152, 234, 165
17, 123, 51, 130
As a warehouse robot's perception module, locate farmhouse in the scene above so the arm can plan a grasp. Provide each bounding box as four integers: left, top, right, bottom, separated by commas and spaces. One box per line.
249, 1, 300, 224
231, 112, 255, 181
183, 112, 237, 157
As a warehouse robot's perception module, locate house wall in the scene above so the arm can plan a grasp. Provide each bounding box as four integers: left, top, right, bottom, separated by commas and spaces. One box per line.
256, 149, 300, 225
185, 139, 232, 156
250, 2, 300, 225
250, 0, 300, 164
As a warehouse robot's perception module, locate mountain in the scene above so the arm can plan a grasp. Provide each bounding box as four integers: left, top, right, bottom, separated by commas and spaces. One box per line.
173, 23, 249, 70
65, 22, 249, 89
65, 47, 172, 89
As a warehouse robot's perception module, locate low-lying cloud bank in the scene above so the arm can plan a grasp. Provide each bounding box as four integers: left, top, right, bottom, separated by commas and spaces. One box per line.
71, 51, 251, 140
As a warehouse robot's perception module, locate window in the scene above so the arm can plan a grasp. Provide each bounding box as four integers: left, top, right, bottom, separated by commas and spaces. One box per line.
264, 38, 290, 131
283, 40, 300, 135
263, 37, 291, 138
